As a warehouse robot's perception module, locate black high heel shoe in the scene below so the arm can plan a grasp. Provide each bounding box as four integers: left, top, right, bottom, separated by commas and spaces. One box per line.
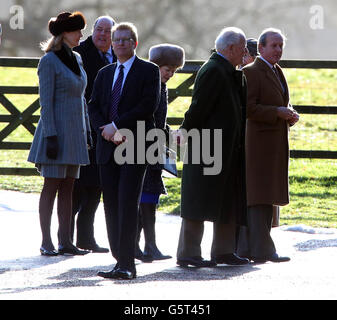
40, 247, 58, 256
58, 245, 89, 256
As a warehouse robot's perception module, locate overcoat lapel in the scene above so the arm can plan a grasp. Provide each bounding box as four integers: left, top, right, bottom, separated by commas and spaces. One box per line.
275, 64, 289, 102
212, 54, 244, 120
257, 58, 288, 103
262, 61, 283, 94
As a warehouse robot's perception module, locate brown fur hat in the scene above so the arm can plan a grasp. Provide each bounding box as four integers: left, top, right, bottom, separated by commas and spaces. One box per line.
48, 11, 86, 37
149, 43, 185, 68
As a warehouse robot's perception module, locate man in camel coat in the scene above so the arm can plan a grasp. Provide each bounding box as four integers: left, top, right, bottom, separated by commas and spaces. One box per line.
237, 28, 299, 263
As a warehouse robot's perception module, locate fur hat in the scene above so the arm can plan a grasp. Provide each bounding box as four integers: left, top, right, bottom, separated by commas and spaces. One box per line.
247, 38, 258, 57
149, 44, 185, 68
48, 11, 86, 37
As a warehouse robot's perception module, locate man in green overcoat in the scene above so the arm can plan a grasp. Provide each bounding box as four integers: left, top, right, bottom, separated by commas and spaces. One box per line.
175, 27, 250, 267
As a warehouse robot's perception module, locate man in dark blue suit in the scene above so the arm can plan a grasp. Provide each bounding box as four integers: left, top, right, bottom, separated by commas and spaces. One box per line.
89, 22, 161, 279
71, 16, 116, 253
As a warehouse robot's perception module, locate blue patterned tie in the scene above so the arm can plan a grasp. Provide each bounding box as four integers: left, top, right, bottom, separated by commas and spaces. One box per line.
109, 64, 124, 122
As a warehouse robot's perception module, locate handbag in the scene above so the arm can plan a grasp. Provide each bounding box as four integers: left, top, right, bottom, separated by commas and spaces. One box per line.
162, 146, 178, 177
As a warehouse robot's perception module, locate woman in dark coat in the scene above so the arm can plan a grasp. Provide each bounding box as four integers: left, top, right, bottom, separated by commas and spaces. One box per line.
135, 44, 185, 261
28, 12, 90, 256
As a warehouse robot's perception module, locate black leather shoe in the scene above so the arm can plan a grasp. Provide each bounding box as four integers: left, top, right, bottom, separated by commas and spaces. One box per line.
267, 253, 290, 262
135, 254, 153, 263
250, 257, 267, 264
177, 256, 216, 268
148, 253, 172, 261
135, 251, 153, 263
97, 270, 117, 279
58, 245, 89, 256
143, 248, 172, 261
98, 268, 136, 280
40, 247, 58, 256
252, 253, 290, 263
211, 253, 250, 265
143, 245, 172, 261
113, 268, 137, 280
97, 264, 119, 278
77, 243, 109, 253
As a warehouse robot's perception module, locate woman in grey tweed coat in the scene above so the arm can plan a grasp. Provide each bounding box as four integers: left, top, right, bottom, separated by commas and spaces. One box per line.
28, 12, 91, 256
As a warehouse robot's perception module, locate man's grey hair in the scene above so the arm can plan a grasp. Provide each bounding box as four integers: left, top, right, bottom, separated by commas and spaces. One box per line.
215, 27, 246, 52
258, 28, 287, 47
92, 15, 115, 31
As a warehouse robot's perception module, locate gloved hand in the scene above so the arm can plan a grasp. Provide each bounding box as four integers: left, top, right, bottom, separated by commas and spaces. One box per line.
46, 135, 58, 159
87, 131, 93, 149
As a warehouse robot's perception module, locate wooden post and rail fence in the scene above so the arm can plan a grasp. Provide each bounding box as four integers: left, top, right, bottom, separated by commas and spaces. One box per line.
0, 57, 336, 176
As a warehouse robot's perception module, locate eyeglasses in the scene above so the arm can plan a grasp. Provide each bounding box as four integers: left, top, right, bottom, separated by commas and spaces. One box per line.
112, 38, 133, 44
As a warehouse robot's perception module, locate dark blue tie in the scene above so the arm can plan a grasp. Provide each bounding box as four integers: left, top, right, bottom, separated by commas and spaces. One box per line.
102, 52, 110, 65
109, 64, 124, 122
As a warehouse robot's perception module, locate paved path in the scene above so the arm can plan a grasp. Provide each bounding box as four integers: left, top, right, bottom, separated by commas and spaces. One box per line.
0, 190, 336, 300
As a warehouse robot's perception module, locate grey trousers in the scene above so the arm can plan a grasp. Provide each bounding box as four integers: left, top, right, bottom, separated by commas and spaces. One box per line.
237, 204, 276, 259
176, 217, 236, 259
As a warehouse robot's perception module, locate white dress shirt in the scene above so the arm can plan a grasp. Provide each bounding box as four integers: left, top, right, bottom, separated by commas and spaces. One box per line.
112, 55, 136, 90
258, 55, 274, 69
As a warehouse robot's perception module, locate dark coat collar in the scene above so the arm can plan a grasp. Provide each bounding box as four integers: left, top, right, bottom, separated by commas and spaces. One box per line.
74, 36, 117, 65
54, 44, 81, 76
76, 36, 116, 63
210, 52, 238, 73
210, 52, 245, 87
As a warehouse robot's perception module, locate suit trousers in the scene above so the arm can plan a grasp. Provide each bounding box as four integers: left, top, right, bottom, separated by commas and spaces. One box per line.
237, 204, 276, 259
100, 161, 147, 271
176, 214, 236, 259
71, 183, 101, 246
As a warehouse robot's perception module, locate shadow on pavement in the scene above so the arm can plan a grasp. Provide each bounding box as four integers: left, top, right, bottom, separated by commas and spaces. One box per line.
123, 264, 261, 284
0, 262, 260, 295
0, 255, 74, 273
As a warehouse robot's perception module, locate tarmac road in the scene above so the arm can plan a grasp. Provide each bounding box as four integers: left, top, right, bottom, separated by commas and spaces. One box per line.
0, 190, 336, 301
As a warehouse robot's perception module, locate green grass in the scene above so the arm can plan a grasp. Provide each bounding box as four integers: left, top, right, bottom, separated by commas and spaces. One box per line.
0, 66, 336, 228
281, 158, 337, 228
159, 158, 337, 229
284, 69, 337, 106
